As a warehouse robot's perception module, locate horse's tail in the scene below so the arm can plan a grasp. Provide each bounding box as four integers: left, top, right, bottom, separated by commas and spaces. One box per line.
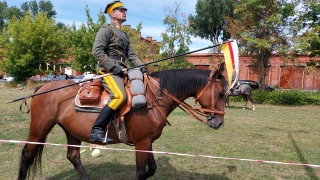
18, 137, 46, 180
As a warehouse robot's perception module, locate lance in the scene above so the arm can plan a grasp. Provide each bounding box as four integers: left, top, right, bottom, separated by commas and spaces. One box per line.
6, 43, 221, 104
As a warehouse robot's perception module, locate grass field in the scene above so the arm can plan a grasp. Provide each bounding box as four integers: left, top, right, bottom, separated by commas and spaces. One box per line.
0, 84, 319, 180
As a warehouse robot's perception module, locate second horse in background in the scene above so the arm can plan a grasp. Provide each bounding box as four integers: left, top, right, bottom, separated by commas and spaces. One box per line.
225, 84, 255, 110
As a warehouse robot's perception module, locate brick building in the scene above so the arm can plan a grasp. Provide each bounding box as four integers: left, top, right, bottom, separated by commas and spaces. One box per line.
185, 53, 320, 90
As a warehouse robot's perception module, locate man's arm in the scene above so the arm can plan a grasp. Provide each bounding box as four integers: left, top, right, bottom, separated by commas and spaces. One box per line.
92, 25, 114, 70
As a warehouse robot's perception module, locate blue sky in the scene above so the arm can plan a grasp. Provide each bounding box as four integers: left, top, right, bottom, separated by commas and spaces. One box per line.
9, 0, 213, 52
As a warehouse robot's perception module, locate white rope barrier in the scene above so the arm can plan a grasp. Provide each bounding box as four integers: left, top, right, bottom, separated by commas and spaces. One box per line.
1, 139, 319, 168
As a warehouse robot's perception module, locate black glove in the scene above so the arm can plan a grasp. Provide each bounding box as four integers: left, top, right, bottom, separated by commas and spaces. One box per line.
112, 66, 123, 75
140, 67, 149, 75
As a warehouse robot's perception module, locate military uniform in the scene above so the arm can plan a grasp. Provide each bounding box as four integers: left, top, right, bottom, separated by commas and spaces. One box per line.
89, 0, 148, 143
93, 22, 144, 72
92, 22, 144, 110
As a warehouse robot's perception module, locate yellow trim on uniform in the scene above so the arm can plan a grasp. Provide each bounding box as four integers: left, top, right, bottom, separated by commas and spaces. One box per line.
100, 54, 108, 63
99, 70, 124, 110
107, 2, 123, 15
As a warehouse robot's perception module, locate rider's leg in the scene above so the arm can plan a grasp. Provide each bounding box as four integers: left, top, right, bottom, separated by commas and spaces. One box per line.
89, 72, 126, 142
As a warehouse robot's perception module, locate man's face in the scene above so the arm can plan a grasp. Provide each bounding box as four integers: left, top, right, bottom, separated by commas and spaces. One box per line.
111, 8, 127, 22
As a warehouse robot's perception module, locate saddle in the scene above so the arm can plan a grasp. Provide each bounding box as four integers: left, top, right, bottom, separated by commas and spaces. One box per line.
74, 78, 133, 117
233, 84, 240, 89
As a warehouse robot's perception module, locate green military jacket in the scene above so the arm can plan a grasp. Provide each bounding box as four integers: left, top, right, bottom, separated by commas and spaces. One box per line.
92, 22, 144, 71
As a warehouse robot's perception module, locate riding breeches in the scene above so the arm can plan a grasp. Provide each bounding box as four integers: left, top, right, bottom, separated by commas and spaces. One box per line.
99, 70, 126, 110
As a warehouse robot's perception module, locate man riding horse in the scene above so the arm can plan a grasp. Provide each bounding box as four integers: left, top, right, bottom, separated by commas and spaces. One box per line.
90, 0, 148, 143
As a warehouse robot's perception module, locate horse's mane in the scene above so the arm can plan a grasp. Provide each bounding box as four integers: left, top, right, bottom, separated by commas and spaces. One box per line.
150, 68, 219, 97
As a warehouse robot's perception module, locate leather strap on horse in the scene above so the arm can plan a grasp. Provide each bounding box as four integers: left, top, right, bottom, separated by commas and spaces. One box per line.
146, 73, 225, 124
194, 71, 225, 116
147, 76, 206, 123
19, 95, 32, 113
144, 74, 171, 126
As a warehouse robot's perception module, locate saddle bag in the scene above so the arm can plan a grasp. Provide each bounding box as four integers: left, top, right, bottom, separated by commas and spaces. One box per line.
79, 79, 102, 105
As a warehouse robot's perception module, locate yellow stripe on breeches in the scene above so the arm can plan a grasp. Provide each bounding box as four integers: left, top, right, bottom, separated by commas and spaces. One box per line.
99, 71, 126, 110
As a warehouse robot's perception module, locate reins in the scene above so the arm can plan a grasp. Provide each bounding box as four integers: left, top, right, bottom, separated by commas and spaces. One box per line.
144, 74, 171, 126
19, 95, 31, 113
146, 71, 225, 124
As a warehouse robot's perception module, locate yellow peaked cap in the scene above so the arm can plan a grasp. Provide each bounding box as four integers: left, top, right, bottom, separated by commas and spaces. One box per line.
107, 2, 123, 15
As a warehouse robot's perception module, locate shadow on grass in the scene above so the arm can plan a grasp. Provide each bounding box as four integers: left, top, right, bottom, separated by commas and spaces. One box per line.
225, 105, 252, 110
288, 132, 319, 180
48, 156, 232, 180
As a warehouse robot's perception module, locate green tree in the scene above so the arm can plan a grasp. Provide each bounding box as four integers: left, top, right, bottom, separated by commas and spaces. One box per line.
293, 1, 320, 59
0, 1, 9, 32
0, 1, 23, 33
293, 0, 320, 72
0, 0, 57, 33
225, 0, 296, 89
0, 0, 57, 34
188, 0, 234, 50
65, 6, 105, 74
159, 0, 193, 70
20, 0, 56, 18
122, 22, 155, 61
0, 12, 66, 80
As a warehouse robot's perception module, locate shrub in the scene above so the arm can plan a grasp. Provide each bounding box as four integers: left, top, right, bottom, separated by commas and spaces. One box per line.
229, 90, 320, 106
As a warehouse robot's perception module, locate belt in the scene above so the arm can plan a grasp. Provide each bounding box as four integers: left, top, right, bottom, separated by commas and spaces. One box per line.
108, 55, 123, 61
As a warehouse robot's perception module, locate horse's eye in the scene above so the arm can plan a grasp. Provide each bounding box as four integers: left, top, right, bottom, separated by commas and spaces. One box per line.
218, 92, 224, 97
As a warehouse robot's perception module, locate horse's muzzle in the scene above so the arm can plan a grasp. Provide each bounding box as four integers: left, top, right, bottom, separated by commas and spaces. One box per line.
206, 115, 224, 130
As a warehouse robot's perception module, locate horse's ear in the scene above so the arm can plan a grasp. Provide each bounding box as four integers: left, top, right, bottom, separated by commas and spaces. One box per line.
218, 62, 225, 74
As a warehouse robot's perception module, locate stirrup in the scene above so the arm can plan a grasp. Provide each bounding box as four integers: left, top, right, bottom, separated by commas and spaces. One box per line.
102, 128, 113, 144
89, 129, 113, 144
89, 135, 113, 144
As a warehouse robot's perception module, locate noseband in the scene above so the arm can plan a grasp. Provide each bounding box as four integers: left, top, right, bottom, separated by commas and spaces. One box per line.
146, 70, 225, 124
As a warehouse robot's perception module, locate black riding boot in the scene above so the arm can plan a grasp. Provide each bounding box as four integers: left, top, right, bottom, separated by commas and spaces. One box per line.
89, 105, 115, 143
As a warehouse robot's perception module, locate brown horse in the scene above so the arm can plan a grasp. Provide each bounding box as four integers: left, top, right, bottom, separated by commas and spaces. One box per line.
18, 65, 228, 180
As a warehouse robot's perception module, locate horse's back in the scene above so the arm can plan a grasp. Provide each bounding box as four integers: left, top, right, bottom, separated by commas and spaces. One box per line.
239, 84, 252, 94
34, 80, 79, 95
31, 80, 80, 116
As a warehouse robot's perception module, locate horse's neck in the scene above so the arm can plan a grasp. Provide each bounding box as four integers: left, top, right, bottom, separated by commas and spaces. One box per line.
146, 77, 192, 117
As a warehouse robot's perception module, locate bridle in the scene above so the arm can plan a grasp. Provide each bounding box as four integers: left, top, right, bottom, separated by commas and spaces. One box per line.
145, 70, 225, 124
193, 70, 225, 116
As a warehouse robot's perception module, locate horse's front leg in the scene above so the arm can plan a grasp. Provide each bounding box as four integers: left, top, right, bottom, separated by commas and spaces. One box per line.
225, 96, 229, 109
135, 141, 157, 180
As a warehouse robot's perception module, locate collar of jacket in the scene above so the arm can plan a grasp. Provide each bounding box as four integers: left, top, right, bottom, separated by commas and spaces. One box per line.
110, 22, 121, 29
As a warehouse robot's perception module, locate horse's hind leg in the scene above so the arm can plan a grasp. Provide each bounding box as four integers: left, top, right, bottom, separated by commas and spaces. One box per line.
18, 139, 46, 180
248, 95, 255, 110
64, 129, 89, 180
242, 95, 248, 110
18, 118, 56, 180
